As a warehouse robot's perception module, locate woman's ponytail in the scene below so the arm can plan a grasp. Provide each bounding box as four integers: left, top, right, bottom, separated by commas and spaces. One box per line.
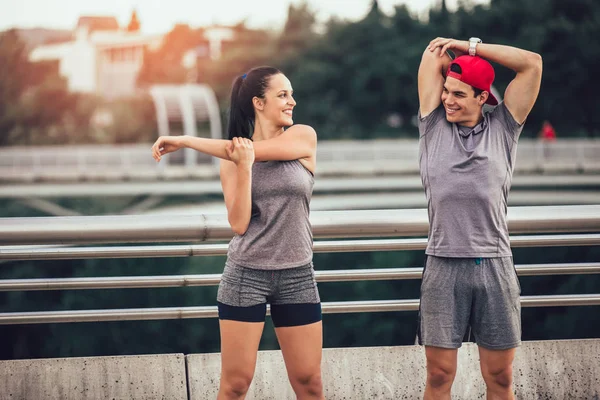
227, 75, 250, 140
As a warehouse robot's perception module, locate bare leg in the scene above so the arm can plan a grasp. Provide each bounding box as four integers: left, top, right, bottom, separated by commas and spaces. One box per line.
424, 346, 458, 400
217, 320, 265, 400
275, 321, 324, 400
479, 346, 516, 400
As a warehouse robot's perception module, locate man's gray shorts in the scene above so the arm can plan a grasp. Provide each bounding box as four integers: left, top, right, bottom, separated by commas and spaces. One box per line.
418, 255, 521, 350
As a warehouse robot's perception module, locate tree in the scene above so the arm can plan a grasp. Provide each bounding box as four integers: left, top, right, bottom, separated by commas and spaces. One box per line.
137, 24, 201, 87
276, 2, 318, 61
281, 3, 427, 138
0, 30, 30, 145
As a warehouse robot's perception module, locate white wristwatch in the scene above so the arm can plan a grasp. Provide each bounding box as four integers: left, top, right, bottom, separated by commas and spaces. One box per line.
468, 37, 482, 56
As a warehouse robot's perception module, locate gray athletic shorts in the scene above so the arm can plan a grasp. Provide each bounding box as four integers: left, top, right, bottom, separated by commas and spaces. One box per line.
418, 256, 521, 350
217, 261, 320, 306
217, 261, 322, 327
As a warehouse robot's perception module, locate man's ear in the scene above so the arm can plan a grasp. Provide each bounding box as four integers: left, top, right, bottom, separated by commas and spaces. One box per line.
479, 91, 489, 106
252, 96, 264, 111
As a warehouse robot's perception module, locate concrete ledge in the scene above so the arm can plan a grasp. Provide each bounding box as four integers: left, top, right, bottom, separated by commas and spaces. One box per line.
0, 353, 187, 400
2, 340, 599, 399
187, 340, 600, 399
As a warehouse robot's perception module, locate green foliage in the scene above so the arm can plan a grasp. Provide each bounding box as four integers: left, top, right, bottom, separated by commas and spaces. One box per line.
100, 95, 157, 144
0, 29, 35, 145
276, 2, 318, 61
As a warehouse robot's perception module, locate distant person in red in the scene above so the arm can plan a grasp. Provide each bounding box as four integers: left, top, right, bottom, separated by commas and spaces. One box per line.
539, 121, 556, 159
540, 120, 557, 141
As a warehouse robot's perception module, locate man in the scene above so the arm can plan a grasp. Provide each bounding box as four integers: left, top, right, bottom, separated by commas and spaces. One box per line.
416, 37, 542, 399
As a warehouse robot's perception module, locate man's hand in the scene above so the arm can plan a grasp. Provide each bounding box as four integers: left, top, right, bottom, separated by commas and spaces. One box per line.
428, 37, 468, 58
226, 137, 255, 169
151, 136, 185, 162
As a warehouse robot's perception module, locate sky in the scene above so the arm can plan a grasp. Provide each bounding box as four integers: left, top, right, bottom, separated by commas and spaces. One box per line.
0, 0, 487, 34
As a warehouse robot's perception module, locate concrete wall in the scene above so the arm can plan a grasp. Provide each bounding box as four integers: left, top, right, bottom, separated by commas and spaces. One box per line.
2, 340, 599, 399
0, 354, 187, 400
187, 340, 600, 399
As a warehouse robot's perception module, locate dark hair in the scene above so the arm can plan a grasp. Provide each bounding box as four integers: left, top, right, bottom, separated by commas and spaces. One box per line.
449, 63, 483, 97
227, 66, 281, 140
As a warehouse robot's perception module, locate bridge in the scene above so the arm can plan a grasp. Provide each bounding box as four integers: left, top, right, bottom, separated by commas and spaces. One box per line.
1, 206, 599, 398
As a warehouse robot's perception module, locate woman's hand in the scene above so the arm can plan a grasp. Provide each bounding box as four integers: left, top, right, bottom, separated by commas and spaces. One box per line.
151, 136, 185, 162
226, 137, 255, 169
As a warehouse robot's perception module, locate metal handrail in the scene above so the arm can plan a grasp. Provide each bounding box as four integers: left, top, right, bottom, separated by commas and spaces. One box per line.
1, 234, 599, 261
2, 294, 600, 325
1, 263, 599, 292
1, 205, 599, 326
4, 175, 600, 200
1, 206, 599, 245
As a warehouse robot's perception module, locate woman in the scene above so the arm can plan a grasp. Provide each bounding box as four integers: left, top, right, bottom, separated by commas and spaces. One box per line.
151, 66, 323, 400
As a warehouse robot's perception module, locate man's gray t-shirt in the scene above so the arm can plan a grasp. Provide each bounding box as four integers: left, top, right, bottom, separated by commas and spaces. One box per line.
418, 103, 524, 257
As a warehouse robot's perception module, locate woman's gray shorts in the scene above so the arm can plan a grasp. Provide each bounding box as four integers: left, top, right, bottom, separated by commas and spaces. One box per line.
217, 261, 321, 327
417, 256, 521, 350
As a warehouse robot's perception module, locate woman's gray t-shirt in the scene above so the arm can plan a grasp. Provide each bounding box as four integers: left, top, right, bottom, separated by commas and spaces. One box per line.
418, 103, 524, 257
227, 159, 314, 269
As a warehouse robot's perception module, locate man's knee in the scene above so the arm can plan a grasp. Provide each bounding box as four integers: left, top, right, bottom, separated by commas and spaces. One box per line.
427, 365, 456, 389
483, 365, 513, 389
425, 347, 458, 390
291, 371, 323, 395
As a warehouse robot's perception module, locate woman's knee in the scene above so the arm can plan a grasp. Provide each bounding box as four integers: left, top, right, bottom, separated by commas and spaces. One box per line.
221, 372, 254, 397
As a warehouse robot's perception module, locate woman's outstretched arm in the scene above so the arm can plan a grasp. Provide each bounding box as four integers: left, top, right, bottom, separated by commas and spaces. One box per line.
151, 124, 316, 165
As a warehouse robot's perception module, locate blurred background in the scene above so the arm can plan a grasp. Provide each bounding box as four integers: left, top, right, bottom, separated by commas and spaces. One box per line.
0, 0, 599, 360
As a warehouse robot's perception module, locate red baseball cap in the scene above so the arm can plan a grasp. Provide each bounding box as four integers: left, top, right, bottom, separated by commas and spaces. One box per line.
447, 55, 498, 106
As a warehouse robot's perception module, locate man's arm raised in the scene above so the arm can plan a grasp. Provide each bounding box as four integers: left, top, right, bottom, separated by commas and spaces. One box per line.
475, 43, 542, 124
418, 40, 455, 118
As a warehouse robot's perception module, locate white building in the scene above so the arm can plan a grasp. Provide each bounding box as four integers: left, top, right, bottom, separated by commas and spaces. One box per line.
29, 15, 163, 99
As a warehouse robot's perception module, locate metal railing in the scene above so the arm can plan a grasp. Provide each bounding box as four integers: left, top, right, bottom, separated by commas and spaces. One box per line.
1, 205, 599, 325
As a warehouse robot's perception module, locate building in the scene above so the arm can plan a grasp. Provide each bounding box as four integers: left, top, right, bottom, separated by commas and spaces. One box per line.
29, 12, 163, 99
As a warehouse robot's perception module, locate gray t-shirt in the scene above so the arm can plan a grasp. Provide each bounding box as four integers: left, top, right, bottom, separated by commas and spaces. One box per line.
418, 103, 524, 257
227, 159, 314, 269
